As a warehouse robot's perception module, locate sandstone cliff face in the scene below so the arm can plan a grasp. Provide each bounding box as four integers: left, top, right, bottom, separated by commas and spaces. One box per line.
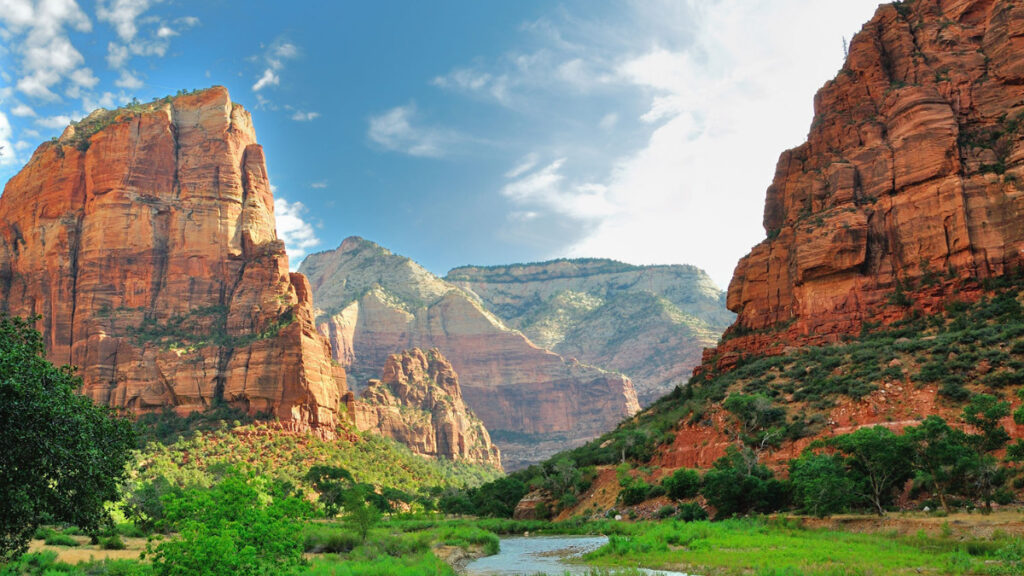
300, 237, 640, 469
447, 260, 733, 406
720, 0, 1024, 361
0, 87, 346, 433
345, 348, 501, 468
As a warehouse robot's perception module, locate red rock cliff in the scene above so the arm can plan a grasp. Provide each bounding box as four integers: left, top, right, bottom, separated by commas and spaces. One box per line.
345, 348, 502, 469
0, 87, 346, 433
722, 0, 1024, 361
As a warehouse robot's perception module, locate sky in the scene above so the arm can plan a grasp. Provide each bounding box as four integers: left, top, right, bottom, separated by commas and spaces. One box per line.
0, 0, 884, 290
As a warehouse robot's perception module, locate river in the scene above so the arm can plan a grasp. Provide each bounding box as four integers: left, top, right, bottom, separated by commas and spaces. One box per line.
463, 535, 692, 576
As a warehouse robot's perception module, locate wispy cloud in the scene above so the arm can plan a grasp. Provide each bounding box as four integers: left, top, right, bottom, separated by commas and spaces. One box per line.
10, 103, 36, 117
0, 0, 92, 101
0, 108, 16, 165
35, 114, 73, 128
252, 40, 298, 93
96, 0, 198, 88
274, 197, 320, 266
310, 181, 327, 189
290, 110, 319, 122
367, 104, 461, 158
441, 0, 882, 287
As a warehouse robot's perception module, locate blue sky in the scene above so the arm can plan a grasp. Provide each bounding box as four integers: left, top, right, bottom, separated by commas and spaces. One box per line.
0, 0, 883, 289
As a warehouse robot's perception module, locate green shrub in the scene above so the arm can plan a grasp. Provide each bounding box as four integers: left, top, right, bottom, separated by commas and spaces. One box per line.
43, 533, 79, 547
100, 535, 127, 550
676, 502, 709, 522
662, 468, 701, 500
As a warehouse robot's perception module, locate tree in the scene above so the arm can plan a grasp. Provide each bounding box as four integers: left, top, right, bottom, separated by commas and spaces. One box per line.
905, 416, 974, 512
304, 465, 355, 516
0, 315, 135, 562
828, 426, 915, 515
662, 468, 702, 501
788, 452, 855, 517
701, 446, 789, 518
343, 486, 381, 543
961, 394, 1010, 452
150, 471, 309, 576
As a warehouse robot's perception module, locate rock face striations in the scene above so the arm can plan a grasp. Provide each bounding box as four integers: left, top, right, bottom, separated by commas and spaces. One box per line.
720, 0, 1024, 362
447, 260, 733, 406
0, 87, 346, 433
300, 237, 640, 469
345, 348, 501, 468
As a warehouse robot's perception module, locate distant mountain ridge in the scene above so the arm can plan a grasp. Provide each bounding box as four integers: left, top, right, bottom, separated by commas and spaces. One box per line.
300, 237, 641, 469
447, 259, 733, 405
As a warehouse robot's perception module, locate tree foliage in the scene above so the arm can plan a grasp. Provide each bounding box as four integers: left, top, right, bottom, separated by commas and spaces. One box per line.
150, 472, 309, 576
0, 315, 135, 562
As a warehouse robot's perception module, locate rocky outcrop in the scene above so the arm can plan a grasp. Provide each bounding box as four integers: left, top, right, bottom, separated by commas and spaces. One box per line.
0, 87, 346, 433
345, 348, 501, 468
718, 0, 1024, 362
447, 260, 733, 406
300, 237, 640, 469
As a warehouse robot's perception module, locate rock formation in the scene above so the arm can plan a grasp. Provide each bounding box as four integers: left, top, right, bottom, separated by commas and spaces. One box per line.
300, 237, 640, 469
718, 0, 1024, 363
0, 87, 346, 433
447, 260, 733, 406
345, 348, 501, 468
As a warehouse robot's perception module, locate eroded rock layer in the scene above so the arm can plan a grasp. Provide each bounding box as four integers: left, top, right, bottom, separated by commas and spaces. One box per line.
0, 87, 346, 433
720, 0, 1024, 362
300, 237, 640, 469
345, 348, 501, 468
447, 260, 733, 406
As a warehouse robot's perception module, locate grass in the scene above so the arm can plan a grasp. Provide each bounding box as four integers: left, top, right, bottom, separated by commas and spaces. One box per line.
581, 518, 1024, 576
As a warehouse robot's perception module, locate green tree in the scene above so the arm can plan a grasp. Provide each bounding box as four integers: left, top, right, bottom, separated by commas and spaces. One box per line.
0, 315, 135, 562
788, 452, 855, 517
828, 426, 915, 515
723, 393, 786, 447
662, 468, 702, 501
343, 486, 382, 543
961, 394, 1010, 452
701, 446, 789, 518
304, 465, 355, 516
150, 471, 309, 576
905, 416, 974, 512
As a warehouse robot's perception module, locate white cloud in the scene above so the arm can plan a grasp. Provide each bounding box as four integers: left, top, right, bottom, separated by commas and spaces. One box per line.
501, 157, 616, 221
115, 70, 142, 89
10, 103, 36, 117
505, 153, 538, 179
97, 0, 197, 75
290, 110, 319, 121
252, 69, 279, 92
310, 181, 327, 189
35, 114, 72, 128
97, 0, 155, 42
472, 0, 881, 288
14, 139, 31, 150
0, 109, 16, 165
274, 197, 320, 266
557, 0, 882, 288
0, 0, 92, 101
251, 39, 298, 94
66, 67, 99, 98
368, 104, 460, 158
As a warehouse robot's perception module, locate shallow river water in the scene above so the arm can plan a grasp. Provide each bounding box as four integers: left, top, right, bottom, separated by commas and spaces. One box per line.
463, 535, 691, 576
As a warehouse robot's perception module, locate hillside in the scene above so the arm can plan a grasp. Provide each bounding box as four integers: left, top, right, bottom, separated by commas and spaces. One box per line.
447, 260, 732, 406
299, 237, 640, 469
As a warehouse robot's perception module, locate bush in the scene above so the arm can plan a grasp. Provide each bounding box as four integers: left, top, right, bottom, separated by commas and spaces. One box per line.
302, 527, 360, 554
43, 533, 79, 547
100, 535, 127, 550
788, 452, 855, 517
676, 502, 709, 522
662, 468, 701, 500
656, 505, 676, 519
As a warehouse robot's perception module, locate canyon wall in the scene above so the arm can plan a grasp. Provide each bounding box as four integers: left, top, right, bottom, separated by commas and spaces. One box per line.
447, 260, 732, 406
301, 237, 640, 468
346, 348, 502, 468
718, 0, 1024, 363
0, 87, 346, 433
